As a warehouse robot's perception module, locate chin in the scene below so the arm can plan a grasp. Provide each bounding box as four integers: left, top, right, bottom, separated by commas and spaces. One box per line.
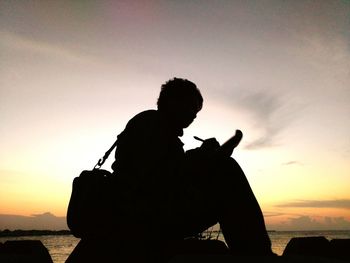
183, 121, 194, 128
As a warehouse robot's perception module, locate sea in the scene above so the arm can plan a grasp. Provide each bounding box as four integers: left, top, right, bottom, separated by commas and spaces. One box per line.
1, 230, 350, 263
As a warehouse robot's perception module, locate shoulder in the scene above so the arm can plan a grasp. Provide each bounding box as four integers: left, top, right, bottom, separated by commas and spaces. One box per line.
117, 110, 158, 144
131, 109, 158, 121
126, 110, 159, 128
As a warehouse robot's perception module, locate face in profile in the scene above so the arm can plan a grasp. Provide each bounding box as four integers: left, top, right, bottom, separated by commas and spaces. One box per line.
178, 106, 198, 128
173, 97, 201, 129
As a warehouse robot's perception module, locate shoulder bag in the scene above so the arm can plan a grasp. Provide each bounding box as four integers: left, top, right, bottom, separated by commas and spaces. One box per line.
66, 139, 118, 238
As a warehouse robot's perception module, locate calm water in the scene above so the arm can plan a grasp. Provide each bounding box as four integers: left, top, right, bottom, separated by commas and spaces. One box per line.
1, 230, 349, 263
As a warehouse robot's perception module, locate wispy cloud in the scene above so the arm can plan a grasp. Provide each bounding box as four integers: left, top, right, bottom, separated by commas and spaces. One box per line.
263, 211, 286, 218
219, 88, 301, 150
282, 161, 304, 166
243, 91, 302, 150
276, 199, 350, 210
0, 31, 92, 64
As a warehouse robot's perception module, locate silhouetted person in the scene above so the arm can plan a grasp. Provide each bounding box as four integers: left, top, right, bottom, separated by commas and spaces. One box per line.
110, 78, 274, 260
66, 78, 274, 263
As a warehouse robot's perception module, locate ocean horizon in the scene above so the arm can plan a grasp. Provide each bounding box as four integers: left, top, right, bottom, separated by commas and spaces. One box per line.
1, 230, 349, 263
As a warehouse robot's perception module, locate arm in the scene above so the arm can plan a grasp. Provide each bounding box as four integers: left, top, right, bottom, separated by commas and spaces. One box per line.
193, 129, 243, 157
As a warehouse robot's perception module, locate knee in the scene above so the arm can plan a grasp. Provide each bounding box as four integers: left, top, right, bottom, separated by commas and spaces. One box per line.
218, 156, 243, 173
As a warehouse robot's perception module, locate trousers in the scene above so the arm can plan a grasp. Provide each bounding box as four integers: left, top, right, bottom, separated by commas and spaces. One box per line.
163, 153, 273, 256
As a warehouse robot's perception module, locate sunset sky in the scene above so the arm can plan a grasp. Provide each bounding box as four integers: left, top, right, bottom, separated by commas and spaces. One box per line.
1, 1, 350, 231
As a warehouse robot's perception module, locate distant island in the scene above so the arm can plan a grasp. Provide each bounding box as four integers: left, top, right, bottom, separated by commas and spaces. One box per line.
0, 229, 71, 237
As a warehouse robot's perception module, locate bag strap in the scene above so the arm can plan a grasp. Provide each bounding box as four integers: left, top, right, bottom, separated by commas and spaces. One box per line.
93, 139, 118, 170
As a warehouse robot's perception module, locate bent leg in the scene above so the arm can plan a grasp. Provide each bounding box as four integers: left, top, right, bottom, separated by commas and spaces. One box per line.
169, 152, 272, 256
214, 157, 273, 256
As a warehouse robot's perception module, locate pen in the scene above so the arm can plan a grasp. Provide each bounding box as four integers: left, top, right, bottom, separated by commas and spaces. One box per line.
193, 136, 205, 142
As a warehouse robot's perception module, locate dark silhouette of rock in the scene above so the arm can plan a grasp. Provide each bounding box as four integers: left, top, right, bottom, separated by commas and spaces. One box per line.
66, 238, 230, 263
329, 239, 350, 261
282, 236, 350, 261
0, 240, 53, 263
283, 236, 330, 258
65, 237, 159, 262
168, 239, 229, 256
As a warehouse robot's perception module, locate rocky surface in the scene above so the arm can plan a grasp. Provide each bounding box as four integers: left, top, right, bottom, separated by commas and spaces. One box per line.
0, 236, 349, 262
0, 240, 53, 263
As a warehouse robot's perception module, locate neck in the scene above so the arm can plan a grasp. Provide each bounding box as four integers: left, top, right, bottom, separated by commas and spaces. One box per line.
157, 110, 183, 137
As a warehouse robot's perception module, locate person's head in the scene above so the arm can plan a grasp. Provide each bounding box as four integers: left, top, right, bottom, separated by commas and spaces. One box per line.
157, 78, 203, 130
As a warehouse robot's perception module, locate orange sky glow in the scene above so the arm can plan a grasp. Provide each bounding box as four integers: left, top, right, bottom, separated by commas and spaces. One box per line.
1, 1, 350, 231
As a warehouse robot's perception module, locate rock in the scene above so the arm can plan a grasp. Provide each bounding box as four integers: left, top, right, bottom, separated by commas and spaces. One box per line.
172, 239, 229, 255
283, 236, 350, 261
329, 239, 350, 261
66, 238, 229, 262
283, 236, 330, 258
0, 240, 53, 263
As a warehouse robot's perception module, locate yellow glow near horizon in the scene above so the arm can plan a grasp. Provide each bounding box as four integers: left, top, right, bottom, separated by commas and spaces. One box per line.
1, 1, 350, 231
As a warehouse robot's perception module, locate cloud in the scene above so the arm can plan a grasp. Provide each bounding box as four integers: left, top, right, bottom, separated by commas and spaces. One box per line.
263, 211, 286, 218
276, 199, 350, 210
242, 91, 304, 150
288, 216, 321, 229
218, 88, 300, 150
0, 212, 67, 231
282, 161, 304, 166
266, 200, 350, 230
0, 31, 92, 64
268, 215, 350, 231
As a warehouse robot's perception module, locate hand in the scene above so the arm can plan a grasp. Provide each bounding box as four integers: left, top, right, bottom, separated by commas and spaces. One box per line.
217, 129, 243, 157
200, 137, 220, 152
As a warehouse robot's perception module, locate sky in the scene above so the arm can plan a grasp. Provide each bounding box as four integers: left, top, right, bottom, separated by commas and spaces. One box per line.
0, 0, 350, 231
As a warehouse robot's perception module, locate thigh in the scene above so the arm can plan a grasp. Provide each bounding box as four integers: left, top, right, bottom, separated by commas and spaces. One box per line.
169, 170, 219, 237
169, 200, 218, 239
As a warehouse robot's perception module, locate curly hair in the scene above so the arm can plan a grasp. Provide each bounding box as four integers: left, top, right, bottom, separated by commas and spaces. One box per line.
157, 78, 203, 111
